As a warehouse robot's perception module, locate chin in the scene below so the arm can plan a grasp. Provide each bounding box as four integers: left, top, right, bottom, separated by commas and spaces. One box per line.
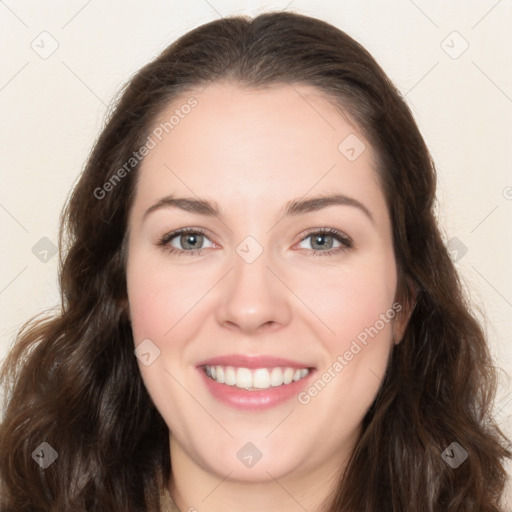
196, 435, 308, 483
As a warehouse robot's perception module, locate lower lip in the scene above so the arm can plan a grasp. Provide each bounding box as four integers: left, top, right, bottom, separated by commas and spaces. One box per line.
199, 368, 314, 411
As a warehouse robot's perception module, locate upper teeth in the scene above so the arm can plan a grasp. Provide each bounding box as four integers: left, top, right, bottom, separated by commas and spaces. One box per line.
204, 365, 310, 390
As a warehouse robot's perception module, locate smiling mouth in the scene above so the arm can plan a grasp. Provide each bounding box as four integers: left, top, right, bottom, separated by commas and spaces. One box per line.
203, 365, 311, 390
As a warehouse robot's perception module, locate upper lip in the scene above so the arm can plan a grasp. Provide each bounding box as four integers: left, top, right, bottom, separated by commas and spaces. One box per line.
196, 354, 314, 369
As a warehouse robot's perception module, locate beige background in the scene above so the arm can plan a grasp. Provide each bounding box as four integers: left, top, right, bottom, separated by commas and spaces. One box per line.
1, 0, 511, 504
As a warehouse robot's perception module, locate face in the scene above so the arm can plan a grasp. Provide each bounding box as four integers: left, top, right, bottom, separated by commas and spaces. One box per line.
126, 82, 407, 485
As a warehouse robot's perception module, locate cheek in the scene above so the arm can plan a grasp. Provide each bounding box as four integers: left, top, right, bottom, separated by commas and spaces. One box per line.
300, 261, 398, 413
126, 260, 203, 421
127, 259, 208, 346
290, 256, 398, 408
127, 275, 171, 348
291, 257, 397, 345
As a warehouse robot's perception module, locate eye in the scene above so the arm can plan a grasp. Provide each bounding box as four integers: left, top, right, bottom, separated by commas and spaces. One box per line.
158, 228, 215, 255
157, 227, 351, 256
297, 228, 352, 255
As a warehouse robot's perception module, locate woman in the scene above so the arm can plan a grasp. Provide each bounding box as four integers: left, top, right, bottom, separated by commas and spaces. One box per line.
0, 11, 510, 512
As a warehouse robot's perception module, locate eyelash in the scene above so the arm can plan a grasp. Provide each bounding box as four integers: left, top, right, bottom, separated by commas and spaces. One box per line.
157, 227, 353, 257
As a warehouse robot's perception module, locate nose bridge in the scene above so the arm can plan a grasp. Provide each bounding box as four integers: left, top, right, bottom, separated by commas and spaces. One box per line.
215, 239, 291, 333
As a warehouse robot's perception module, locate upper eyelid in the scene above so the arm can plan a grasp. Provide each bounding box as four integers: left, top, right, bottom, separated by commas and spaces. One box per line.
299, 227, 351, 239
160, 226, 211, 242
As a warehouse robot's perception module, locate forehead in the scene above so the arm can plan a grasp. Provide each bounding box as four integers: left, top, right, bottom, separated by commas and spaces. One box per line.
134, 81, 385, 219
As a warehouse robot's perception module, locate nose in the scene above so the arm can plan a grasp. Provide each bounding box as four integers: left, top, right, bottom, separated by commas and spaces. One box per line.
214, 247, 292, 334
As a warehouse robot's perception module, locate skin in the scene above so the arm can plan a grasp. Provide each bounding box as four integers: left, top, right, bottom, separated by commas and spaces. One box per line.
126, 82, 410, 512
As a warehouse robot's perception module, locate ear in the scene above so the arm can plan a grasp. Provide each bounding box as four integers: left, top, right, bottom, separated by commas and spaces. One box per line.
392, 277, 417, 345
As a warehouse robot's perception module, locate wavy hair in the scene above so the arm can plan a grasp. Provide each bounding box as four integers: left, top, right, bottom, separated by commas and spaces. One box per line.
1, 11, 510, 512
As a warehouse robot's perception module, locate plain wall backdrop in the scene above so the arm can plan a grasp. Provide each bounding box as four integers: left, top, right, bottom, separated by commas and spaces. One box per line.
1, 0, 511, 503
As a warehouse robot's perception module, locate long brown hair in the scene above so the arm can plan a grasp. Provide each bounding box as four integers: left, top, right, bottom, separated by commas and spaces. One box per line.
1, 11, 510, 512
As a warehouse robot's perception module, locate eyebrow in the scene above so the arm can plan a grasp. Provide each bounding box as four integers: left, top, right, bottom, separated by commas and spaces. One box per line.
143, 194, 373, 223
